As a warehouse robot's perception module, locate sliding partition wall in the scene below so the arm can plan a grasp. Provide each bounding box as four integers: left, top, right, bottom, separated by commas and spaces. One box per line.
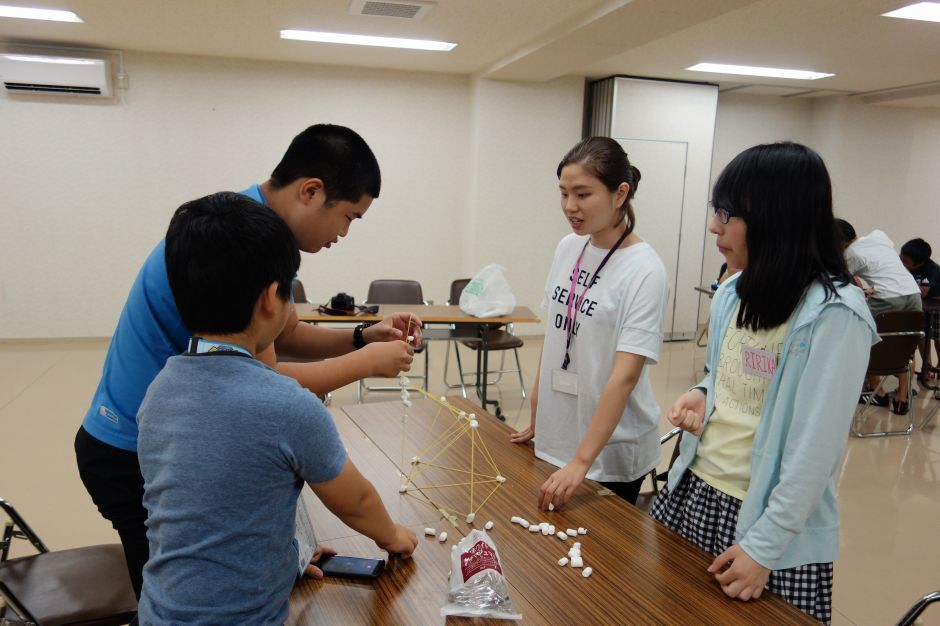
586, 76, 718, 340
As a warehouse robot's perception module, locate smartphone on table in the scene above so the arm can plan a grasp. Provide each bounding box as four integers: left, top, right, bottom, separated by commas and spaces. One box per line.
316, 554, 385, 580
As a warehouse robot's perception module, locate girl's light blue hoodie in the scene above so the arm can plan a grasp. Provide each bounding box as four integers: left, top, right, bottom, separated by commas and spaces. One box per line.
668, 274, 879, 570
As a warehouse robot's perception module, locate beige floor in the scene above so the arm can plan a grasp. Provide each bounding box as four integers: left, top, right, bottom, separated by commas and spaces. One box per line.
1, 336, 938, 625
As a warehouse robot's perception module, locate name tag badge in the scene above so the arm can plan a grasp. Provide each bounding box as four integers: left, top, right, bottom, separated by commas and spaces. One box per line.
552, 369, 579, 395
741, 345, 777, 380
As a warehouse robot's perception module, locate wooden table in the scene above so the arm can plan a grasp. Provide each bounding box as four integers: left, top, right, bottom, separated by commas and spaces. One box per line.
295, 304, 540, 416
289, 397, 813, 625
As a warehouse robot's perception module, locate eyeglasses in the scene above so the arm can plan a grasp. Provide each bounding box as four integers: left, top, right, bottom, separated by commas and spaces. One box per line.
713, 206, 735, 224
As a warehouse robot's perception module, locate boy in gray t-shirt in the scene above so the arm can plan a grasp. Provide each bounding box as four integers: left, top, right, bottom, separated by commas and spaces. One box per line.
137, 192, 417, 624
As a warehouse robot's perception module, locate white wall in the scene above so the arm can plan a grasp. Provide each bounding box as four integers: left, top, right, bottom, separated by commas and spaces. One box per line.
0, 52, 475, 337
468, 76, 585, 335
703, 93, 940, 326
812, 96, 940, 247
3, 54, 940, 340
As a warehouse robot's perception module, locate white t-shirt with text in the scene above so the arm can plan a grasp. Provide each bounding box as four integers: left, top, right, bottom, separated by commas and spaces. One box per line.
534, 234, 669, 483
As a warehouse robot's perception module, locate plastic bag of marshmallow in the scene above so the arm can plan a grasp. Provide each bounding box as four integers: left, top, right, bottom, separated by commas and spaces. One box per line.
441, 529, 522, 620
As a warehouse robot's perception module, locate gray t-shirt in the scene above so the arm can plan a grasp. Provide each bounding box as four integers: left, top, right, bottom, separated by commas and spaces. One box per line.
137, 353, 346, 624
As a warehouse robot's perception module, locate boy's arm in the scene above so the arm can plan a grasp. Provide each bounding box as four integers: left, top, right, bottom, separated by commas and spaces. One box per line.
309, 458, 418, 557
276, 307, 423, 360
277, 341, 414, 395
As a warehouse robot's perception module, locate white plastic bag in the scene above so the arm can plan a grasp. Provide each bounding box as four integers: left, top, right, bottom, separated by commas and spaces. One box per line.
459, 264, 516, 318
441, 530, 522, 620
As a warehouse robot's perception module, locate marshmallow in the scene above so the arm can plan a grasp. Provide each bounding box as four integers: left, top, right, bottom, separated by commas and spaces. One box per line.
496, 475, 506, 483
556, 531, 568, 541
411, 456, 420, 464
484, 521, 494, 530
571, 556, 584, 568
466, 513, 476, 524
558, 557, 569, 566
424, 528, 436, 536
469, 419, 479, 429
438, 532, 448, 542
407, 335, 415, 343
578, 527, 587, 535
582, 567, 593, 578
398, 485, 407, 493
528, 525, 540, 533
548, 502, 555, 511
402, 399, 412, 407
573, 542, 581, 550
399, 376, 410, 386
566, 528, 578, 537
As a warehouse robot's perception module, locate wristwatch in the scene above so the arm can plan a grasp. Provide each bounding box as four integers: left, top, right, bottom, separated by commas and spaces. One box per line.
353, 323, 367, 350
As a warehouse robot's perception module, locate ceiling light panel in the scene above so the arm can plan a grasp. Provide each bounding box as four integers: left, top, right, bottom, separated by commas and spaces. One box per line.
882, 2, 940, 23
686, 63, 834, 80
0, 4, 82, 22
280, 29, 456, 51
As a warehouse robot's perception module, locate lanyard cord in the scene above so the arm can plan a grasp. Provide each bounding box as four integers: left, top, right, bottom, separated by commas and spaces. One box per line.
562, 227, 630, 370
187, 337, 253, 358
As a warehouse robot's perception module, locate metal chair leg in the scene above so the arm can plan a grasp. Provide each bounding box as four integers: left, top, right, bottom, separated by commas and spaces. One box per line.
442, 340, 468, 397
852, 370, 915, 437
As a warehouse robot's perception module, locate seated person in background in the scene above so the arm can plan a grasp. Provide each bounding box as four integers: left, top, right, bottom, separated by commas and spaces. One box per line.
136, 192, 417, 624
900, 238, 940, 383
835, 219, 922, 414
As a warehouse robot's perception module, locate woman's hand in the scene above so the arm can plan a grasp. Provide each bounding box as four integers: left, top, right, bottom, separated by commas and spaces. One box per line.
667, 388, 707, 436
538, 460, 589, 510
707, 544, 771, 601
509, 423, 534, 444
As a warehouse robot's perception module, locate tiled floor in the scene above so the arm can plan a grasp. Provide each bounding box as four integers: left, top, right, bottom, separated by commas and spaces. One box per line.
1, 336, 938, 624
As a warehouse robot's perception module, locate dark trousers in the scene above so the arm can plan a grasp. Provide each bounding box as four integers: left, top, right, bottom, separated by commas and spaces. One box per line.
600, 474, 646, 505
74, 426, 148, 600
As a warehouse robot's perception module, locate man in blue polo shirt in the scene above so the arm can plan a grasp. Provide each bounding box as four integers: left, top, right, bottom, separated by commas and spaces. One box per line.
75, 124, 422, 599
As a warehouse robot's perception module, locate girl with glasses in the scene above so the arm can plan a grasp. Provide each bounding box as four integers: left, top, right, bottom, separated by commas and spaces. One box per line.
650, 142, 878, 624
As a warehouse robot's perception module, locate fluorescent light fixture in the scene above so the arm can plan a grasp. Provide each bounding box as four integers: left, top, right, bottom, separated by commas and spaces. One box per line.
0, 4, 83, 22
280, 29, 456, 51
3, 53, 99, 65
686, 62, 834, 80
882, 1, 940, 22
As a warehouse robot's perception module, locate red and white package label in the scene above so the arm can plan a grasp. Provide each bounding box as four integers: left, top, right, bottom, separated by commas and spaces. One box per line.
460, 540, 503, 581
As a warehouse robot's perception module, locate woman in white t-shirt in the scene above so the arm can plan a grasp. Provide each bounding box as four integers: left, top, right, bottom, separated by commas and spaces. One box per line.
510, 136, 669, 508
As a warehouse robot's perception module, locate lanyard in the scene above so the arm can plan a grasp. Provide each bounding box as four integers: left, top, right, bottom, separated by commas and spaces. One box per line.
187, 337, 253, 358
562, 228, 630, 370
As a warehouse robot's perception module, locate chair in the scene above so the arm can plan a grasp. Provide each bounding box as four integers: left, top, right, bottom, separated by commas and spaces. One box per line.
853, 310, 925, 438
291, 278, 310, 304
896, 590, 940, 626
0, 497, 137, 626
357, 280, 429, 401
442, 279, 526, 401
634, 427, 682, 512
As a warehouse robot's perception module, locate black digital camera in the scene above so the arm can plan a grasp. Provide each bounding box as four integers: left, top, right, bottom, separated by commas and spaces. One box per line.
330, 292, 356, 311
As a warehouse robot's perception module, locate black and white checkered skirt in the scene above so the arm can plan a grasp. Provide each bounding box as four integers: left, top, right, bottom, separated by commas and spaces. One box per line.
650, 472, 833, 624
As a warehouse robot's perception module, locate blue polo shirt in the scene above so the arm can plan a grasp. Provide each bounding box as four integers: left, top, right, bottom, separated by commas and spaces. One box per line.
81, 185, 267, 450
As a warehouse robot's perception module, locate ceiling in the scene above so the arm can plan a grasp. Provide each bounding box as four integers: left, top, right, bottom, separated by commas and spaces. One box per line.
2, 0, 940, 107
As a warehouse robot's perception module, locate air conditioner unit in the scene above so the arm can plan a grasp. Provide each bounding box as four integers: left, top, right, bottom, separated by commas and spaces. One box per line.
0, 53, 112, 97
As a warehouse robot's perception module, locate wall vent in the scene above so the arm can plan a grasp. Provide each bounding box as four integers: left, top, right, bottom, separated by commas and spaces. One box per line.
349, 0, 434, 20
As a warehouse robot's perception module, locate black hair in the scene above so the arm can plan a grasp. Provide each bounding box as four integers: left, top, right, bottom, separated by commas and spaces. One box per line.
165, 192, 300, 335
269, 124, 381, 204
834, 218, 856, 244
712, 142, 850, 331
557, 137, 642, 236
900, 238, 932, 265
